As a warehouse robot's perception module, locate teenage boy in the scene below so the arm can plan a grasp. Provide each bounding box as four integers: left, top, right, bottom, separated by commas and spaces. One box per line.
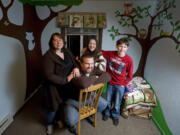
102, 38, 133, 126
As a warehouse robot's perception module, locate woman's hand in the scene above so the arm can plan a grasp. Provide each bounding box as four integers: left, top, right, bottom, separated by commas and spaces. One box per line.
67, 68, 80, 82
67, 72, 74, 82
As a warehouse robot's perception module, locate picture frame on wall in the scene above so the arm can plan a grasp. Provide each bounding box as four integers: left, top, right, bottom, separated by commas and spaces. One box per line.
97, 14, 107, 28
57, 13, 69, 27
69, 14, 83, 28
84, 15, 97, 28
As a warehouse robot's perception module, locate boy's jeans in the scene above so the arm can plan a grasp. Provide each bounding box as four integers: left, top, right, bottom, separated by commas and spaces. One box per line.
46, 111, 56, 125
64, 96, 107, 127
104, 84, 125, 119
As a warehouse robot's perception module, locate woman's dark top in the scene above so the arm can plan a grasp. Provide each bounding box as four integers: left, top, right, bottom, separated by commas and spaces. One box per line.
42, 48, 76, 111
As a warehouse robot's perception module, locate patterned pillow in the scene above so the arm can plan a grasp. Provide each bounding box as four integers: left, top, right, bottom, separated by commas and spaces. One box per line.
124, 88, 157, 109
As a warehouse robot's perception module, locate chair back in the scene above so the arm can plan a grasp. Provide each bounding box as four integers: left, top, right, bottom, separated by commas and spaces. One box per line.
78, 83, 104, 120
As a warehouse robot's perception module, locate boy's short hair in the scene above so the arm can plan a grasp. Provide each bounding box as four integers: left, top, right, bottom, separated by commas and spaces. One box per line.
80, 53, 94, 63
116, 38, 129, 47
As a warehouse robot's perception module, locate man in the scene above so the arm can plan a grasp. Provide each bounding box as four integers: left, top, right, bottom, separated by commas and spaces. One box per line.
64, 53, 111, 134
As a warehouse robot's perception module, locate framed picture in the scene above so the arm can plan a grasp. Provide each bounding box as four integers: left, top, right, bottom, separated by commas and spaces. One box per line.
97, 14, 107, 28
69, 15, 83, 28
84, 15, 97, 28
57, 13, 69, 27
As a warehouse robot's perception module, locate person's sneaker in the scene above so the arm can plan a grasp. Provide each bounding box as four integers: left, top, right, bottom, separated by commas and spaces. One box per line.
46, 125, 53, 135
113, 118, 119, 126
102, 115, 109, 121
68, 125, 78, 135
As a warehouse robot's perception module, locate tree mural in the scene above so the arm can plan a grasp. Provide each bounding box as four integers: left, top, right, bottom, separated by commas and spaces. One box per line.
108, 0, 180, 77
0, 0, 82, 98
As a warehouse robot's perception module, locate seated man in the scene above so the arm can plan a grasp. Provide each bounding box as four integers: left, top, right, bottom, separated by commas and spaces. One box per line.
64, 53, 111, 134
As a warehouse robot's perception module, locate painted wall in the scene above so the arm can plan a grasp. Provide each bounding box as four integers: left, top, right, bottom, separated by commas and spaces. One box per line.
41, 0, 156, 73
0, 35, 26, 122
145, 1, 180, 135
0, 0, 26, 122
1, 0, 179, 135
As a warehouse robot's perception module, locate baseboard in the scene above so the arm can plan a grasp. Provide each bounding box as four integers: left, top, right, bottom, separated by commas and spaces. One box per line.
0, 114, 13, 135
0, 85, 42, 135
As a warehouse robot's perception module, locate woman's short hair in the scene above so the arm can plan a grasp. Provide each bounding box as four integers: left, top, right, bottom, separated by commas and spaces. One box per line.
48, 33, 65, 49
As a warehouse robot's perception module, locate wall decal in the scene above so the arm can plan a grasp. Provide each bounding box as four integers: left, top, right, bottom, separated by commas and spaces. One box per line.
138, 29, 147, 39
124, 2, 135, 16
4, 20, 9, 26
108, 0, 180, 77
25, 31, 35, 51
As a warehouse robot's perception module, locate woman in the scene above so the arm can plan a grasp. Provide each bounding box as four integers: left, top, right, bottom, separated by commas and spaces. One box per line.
42, 33, 79, 135
81, 38, 106, 71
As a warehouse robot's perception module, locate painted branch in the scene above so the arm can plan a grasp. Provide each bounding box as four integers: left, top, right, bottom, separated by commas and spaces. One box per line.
131, 15, 139, 34
0, 0, 3, 8
152, 35, 180, 45
43, 6, 72, 24
118, 14, 139, 34
147, 7, 170, 39
5, 0, 14, 9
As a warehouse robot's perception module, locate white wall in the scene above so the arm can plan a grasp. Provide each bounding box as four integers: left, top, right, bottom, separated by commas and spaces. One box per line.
145, 1, 180, 135
0, 35, 26, 122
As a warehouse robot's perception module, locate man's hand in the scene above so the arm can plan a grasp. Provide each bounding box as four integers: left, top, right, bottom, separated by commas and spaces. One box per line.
72, 68, 81, 77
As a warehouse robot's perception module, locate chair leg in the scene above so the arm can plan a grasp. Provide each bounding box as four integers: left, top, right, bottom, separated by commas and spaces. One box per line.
78, 120, 80, 135
94, 113, 97, 128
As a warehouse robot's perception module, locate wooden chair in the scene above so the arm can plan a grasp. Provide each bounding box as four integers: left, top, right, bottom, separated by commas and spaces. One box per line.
78, 83, 104, 135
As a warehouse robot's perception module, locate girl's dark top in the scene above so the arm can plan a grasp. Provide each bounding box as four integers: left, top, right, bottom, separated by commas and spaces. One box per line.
42, 48, 77, 111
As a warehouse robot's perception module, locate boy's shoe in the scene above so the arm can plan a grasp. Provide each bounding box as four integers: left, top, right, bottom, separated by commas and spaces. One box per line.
113, 118, 119, 126
121, 111, 128, 119
102, 115, 109, 121
46, 125, 53, 135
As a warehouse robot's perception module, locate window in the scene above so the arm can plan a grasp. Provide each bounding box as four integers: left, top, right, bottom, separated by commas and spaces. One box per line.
65, 28, 101, 58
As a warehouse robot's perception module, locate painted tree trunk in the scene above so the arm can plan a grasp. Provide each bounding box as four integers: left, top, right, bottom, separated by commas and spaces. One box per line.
134, 41, 153, 77
24, 33, 43, 99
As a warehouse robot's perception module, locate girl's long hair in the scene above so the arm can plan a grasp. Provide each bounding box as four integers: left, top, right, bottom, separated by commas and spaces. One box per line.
84, 38, 99, 59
